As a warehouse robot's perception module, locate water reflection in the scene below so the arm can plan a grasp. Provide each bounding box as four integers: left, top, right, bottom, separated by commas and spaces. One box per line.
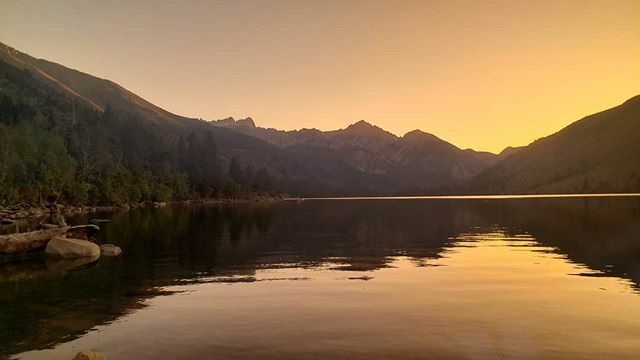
1, 197, 640, 359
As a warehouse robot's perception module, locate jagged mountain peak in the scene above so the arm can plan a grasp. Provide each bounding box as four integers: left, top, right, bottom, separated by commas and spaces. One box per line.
213, 116, 256, 128
237, 117, 256, 127
338, 119, 397, 140
346, 119, 374, 129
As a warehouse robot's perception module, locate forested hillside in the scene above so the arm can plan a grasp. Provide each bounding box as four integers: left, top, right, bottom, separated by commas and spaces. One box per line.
0, 59, 276, 205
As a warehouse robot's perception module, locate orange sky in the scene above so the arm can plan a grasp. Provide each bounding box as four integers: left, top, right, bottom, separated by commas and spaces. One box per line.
1, 0, 638, 152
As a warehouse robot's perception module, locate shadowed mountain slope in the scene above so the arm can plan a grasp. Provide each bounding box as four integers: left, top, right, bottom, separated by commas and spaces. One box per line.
0, 42, 185, 128
470, 95, 640, 193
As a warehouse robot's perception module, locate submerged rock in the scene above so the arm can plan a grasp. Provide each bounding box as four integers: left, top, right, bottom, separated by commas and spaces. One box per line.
100, 244, 122, 256
89, 218, 112, 224
46, 254, 100, 271
72, 350, 106, 360
45, 237, 100, 258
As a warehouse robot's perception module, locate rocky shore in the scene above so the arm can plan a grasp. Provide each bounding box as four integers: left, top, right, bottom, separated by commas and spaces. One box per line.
0, 202, 146, 226
1, 196, 282, 227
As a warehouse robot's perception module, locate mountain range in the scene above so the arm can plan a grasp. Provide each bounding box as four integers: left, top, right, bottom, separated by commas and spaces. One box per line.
213, 116, 502, 193
1, 40, 638, 200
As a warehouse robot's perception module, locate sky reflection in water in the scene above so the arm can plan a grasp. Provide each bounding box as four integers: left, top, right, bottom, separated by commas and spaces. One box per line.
3, 197, 640, 359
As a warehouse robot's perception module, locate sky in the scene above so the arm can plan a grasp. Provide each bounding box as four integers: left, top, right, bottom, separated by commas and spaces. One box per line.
1, 0, 638, 152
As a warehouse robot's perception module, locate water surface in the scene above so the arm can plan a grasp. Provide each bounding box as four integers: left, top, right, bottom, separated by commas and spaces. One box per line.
2, 197, 640, 359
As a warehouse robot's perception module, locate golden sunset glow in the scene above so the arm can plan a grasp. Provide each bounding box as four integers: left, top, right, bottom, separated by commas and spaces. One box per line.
1, 0, 638, 152
2, 2, 640, 358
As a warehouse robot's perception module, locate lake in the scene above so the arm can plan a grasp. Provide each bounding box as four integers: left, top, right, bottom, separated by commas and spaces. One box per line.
2, 196, 640, 359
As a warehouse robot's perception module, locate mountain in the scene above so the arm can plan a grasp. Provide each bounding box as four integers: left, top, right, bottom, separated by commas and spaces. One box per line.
212, 117, 397, 151
0, 41, 313, 203
384, 130, 497, 189
3, 40, 635, 201
496, 146, 522, 160
212, 117, 498, 192
0, 42, 185, 129
0, 41, 500, 200
470, 96, 640, 193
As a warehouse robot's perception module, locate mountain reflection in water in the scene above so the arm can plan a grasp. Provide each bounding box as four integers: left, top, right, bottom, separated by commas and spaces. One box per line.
2, 197, 640, 359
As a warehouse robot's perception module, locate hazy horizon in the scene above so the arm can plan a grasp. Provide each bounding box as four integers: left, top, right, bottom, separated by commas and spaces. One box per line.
1, 0, 639, 152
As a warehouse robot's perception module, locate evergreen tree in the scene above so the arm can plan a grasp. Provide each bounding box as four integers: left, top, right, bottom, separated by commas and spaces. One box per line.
229, 157, 242, 184
253, 167, 272, 192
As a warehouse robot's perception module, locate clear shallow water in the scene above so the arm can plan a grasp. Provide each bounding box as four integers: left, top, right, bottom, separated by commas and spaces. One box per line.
2, 197, 640, 359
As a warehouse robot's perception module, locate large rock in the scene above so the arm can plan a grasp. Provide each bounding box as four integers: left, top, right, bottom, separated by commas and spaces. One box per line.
100, 244, 122, 256
72, 350, 106, 360
45, 237, 100, 258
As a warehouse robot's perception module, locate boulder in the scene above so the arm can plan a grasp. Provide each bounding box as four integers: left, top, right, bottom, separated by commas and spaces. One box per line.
72, 350, 106, 360
45, 237, 100, 258
100, 244, 122, 256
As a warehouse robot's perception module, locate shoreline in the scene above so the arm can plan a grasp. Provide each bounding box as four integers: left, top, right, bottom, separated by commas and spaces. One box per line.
290, 193, 640, 201
0, 196, 283, 227
5, 192, 636, 228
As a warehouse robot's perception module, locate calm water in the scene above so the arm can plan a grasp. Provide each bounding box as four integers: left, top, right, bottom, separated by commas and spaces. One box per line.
2, 197, 640, 359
